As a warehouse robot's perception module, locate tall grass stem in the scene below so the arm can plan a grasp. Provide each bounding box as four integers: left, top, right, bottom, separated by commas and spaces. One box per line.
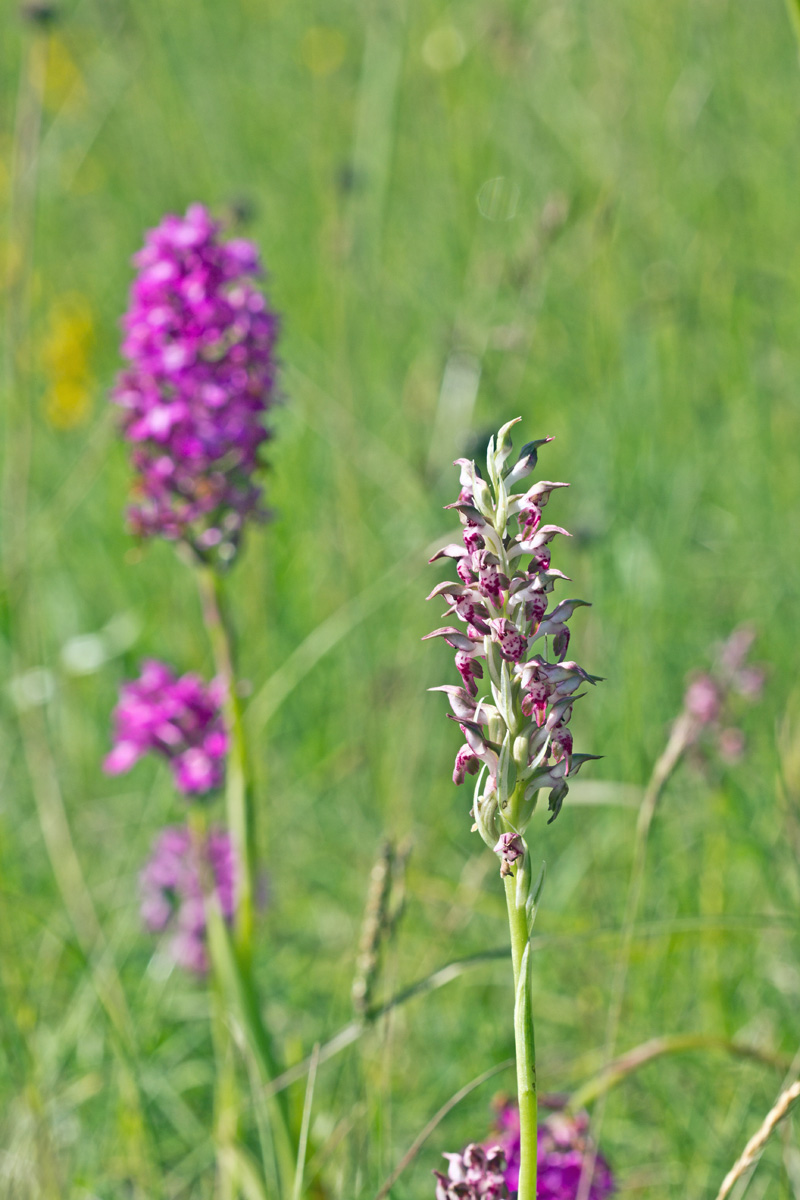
577, 713, 695, 1200
714, 1079, 800, 1200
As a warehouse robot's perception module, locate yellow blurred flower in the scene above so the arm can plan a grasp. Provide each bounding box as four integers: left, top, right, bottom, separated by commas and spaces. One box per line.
44, 35, 86, 112
41, 293, 94, 429
301, 27, 346, 77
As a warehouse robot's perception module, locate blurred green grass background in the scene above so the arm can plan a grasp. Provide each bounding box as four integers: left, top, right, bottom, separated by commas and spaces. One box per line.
2, 0, 800, 1195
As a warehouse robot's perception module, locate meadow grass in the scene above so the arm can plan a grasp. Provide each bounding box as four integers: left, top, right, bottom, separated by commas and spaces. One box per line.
2, 0, 800, 1195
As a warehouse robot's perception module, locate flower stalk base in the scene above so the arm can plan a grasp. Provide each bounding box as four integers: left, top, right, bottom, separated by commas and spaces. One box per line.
504, 852, 538, 1200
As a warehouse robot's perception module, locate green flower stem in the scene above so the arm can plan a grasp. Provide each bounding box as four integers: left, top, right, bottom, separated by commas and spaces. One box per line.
210, 985, 240, 1200
188, 808, 241, 1199
504, 864, 537, 1200
205, 899, 296, 1197
192, 567, 297, 1196
196, 564, 256, 966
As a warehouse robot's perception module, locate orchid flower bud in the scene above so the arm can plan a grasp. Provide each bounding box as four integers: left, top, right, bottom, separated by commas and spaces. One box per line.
494, 831, 525, 877
492, 415, 522, 477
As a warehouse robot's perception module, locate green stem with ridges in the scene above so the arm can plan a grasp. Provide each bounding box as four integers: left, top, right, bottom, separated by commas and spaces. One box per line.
504, 862, 537, 1199
193, 564, 296, 1196
205, 901, 296, 1197
187, 807, 241, 1199
196, 564, 256, 966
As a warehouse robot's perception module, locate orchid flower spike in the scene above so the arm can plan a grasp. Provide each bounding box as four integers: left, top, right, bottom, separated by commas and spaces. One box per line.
104, 659, 227, 798
112, 204, 279, 565
425, 418, 601, 871
140, 824, 236, 974
493, 1103, 616, 1199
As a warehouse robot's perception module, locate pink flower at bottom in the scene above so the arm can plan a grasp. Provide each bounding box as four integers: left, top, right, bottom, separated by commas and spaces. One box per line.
493, 1103, 615, 1199
139, 824, 236, 974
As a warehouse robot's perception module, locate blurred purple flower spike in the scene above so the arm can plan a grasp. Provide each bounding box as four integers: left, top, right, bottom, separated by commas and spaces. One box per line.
494, 1103, 615, 1199
104, 659, 227, 797
684, 674, 722, 726
140, 824, 236, 974
113, 204, 279, 564
681, 625, 766, 762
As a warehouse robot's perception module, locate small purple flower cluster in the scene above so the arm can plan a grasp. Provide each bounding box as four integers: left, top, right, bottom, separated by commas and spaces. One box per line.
682, 626, 765, 764
140, 824, 236, 975
434, 1144, 509, 1199
426, 419, 600, 857
494, 1104, 615, 1199
104, 659, 226, 797
113, 203, 279, 561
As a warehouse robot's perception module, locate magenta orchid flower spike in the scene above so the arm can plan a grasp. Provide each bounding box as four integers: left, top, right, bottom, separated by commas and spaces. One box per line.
104, 659, 227, 797
140, 824, 236, 974
426, 418, 601, 1200
106, 206, 297, 1189
494, 1104, 615, 1200
113, 203, 279, 564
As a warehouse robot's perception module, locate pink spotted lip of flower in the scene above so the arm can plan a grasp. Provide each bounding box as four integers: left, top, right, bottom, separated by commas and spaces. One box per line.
425, 418, 601, 855
494, 1104, 615, 1199
140, 824, 236, 974
104, 659, 227, 797
113, 204, 279, 563
433, 1143, 509, 1199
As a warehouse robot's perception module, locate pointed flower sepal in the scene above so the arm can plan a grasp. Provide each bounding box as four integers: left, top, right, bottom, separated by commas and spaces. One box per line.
428, 543, 469, 565
507, 480, 570, 517
504, 437, 555, 488
524, 752, 604, 824
428, 685, 497, 725
422, 626, 482, 653
531, 599, 591, 660
449, 716, 501, 784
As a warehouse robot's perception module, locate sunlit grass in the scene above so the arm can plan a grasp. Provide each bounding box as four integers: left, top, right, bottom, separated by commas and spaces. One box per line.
1, 0, 800, 1195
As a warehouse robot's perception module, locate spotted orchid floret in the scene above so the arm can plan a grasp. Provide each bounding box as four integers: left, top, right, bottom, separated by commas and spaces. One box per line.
140, 824, 236, 974
433, 1143, 509, 1200
112, 204, 279, 564
494, 832, 525, 877
104, 659, 226, 797
425, 419, 601, 869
